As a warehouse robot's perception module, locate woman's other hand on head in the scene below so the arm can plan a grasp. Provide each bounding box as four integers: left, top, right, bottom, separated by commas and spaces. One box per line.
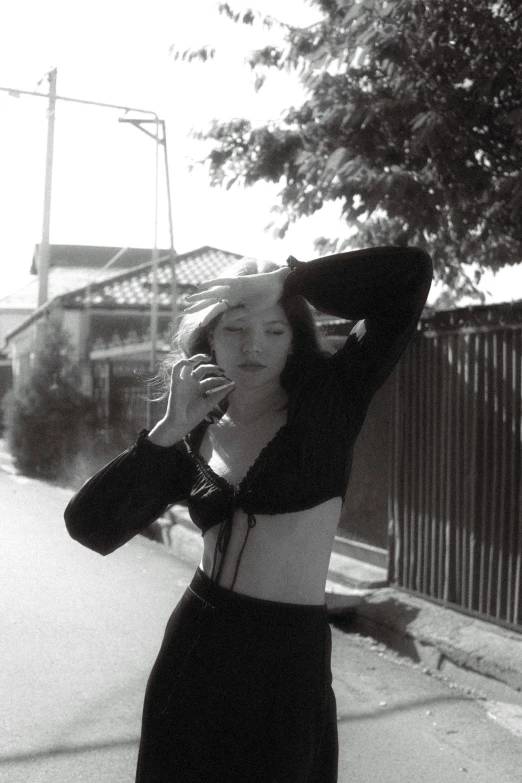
184, 267, 291, 326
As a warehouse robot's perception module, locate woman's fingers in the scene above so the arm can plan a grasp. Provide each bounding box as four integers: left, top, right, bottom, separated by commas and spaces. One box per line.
176, 354, 211, 380
184, 297, 223, 313
190, 362, 225, 381
196, 300, 230, 327
183, 292, 232, 324
195, 276, 234, 290
185, 285, 229, 303
174, 358, 194, 381
190, 353, 213, 367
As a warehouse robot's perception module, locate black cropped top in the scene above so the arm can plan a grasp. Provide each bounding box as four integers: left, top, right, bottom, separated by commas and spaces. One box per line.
64, 246, 432, 587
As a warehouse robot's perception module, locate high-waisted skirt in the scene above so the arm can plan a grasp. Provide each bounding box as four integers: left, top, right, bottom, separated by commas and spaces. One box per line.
135, 567, 338, 783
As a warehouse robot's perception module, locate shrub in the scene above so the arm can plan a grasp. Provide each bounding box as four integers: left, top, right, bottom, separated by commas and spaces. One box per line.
3, 317, 95, 481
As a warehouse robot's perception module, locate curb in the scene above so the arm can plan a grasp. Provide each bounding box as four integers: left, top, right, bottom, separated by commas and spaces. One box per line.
346, 588, 522, 700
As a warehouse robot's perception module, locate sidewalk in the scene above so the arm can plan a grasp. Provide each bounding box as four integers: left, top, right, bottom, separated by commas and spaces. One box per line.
1, 438, 521, 702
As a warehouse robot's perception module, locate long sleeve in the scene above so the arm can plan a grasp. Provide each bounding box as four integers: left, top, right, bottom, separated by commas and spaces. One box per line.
283, 246, 433, 403
64, 430, 193, 555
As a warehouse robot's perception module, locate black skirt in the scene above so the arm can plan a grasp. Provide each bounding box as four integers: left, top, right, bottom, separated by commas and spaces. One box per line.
136, 568, 338, 783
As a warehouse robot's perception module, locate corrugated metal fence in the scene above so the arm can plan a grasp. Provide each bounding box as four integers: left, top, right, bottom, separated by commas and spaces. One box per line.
389, 304, 522, 631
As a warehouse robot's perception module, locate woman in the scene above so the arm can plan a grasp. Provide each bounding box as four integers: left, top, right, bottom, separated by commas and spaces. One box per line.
65, 246, 432, 782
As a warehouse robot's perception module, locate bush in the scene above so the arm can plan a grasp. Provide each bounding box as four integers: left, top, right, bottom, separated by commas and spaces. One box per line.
2, 317, 95, 481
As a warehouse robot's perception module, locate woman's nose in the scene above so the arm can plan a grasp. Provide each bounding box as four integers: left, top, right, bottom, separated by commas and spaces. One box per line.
241, 332, 262, 353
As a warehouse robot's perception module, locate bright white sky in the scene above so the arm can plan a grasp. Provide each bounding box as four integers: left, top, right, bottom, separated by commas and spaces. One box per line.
0, 0, 519, 302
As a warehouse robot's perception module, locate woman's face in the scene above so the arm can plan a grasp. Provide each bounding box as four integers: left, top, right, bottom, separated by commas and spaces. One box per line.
210, 303, 293, 388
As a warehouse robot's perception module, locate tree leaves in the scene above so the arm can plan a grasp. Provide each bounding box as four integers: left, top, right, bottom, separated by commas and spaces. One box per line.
179, 0, 522, 291
324, 147, 349, 173
170, 45, 216, 63
410, 111, 442, 133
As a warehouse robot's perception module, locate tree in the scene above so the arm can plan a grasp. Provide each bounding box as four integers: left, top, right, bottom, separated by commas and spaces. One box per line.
3, 315, 94, 480
176, 0, 522, 297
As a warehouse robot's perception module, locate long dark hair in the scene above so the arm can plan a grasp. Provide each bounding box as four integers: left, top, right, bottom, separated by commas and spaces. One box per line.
151, 257, 329, 400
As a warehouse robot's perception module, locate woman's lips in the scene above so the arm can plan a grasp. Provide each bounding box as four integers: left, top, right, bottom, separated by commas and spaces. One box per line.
238, 363, 266, 372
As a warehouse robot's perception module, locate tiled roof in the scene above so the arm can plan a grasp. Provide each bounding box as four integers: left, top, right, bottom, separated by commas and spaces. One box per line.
0, 267, 128, 310
4, 246, 245, 344
30, 244, 168, 274
61, 246, 243, 310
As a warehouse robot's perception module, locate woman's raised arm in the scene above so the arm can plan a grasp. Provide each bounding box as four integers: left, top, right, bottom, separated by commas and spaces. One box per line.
283, 246, 433, 401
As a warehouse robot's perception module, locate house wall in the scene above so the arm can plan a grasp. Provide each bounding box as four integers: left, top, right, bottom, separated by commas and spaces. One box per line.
62, 309, 83, 362
0, 310, 32, 352
89, 312, 173, 347
0, 310, 31, 424
0, 361, 13, 430
9, 322, 39, 390
61, 309, 94, 396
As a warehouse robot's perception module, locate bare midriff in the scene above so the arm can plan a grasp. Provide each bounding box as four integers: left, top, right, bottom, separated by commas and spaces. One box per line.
200, 497, 343, 605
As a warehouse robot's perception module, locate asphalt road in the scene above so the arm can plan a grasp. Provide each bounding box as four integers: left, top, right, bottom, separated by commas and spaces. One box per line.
1, 466, 521, 783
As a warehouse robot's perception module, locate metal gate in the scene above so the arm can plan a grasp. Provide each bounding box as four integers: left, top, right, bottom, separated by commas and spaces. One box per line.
389, 304, 522, 631
92, 360, 165, 436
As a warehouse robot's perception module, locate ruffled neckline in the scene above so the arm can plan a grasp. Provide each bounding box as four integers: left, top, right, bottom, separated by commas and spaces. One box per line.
185, 416, 290, 497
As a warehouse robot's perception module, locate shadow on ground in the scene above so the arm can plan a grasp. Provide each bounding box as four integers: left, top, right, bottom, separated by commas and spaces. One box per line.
328, 597, 422, 663
0, 737, 140, 765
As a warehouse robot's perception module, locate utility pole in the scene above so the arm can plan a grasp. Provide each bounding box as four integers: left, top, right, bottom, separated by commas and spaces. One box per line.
1, 78, 161, 311
118, 116, 177, 429
161, 120, 178, 328
150, 118, 160, 379
37, 68, 57, 308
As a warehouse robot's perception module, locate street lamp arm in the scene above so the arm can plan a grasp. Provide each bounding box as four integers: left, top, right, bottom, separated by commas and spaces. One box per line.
0, 85, 158, 119
118, 118, 165, 144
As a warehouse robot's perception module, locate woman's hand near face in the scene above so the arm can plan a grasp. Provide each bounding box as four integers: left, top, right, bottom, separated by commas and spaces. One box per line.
148, 355, 235, 447
184, 266, 291, 328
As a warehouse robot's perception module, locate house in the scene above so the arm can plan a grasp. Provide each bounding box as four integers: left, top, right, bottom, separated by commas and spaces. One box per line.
1, 243, 158, 345
0, 244, 163, 425
3, 244, 249, 429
